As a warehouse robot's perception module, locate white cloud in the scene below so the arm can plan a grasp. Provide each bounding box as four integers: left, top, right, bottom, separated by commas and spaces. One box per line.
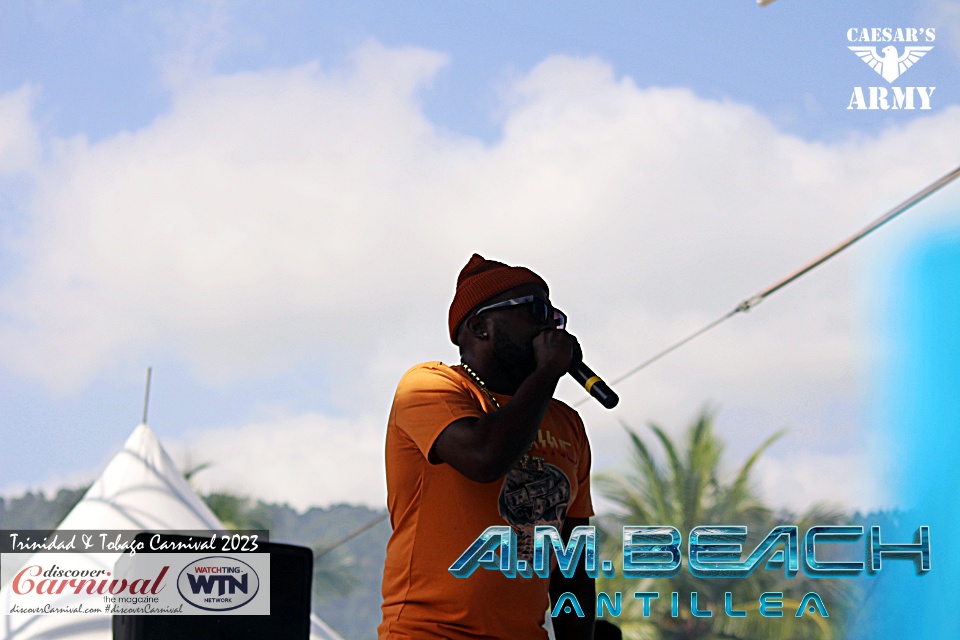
171, 412, 386, 510
754, 447, 894, 513
2, 43, 959, 510
0, 41, 454, 392
0, 412, 386, 512
0, 86, 41, 174
925, 1, 960, 59
155, 0, 234, 91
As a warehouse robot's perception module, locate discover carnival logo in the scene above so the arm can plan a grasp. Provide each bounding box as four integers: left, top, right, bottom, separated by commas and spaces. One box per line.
847, 27, 936, 111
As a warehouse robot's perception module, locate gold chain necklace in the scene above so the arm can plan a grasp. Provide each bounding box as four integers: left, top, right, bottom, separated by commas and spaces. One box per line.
458, 362, 545, 472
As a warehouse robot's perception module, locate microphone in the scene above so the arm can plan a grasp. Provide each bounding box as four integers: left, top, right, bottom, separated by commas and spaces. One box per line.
568, 361, 619, 409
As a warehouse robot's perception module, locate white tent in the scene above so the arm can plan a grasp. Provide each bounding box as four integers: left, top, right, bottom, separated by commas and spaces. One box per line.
0, 424, 343, 640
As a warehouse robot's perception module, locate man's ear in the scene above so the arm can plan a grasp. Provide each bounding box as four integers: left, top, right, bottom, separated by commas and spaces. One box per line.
463, 314, 490, 341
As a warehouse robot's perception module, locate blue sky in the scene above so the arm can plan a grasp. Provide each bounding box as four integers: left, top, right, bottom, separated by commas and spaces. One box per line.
4, 1, 957, 143
1, 0, 959, 512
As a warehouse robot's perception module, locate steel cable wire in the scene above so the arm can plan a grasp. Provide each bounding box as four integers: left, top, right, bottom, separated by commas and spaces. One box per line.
574, 163, 960, 408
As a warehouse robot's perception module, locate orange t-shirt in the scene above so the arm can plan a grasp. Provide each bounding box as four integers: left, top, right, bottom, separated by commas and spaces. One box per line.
378, 362, 594, 640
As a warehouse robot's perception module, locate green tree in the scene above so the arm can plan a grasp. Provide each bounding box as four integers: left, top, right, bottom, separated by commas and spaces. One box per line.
0, 487, 88, 529
596, 411, 856, 640
202, 492, 272, 531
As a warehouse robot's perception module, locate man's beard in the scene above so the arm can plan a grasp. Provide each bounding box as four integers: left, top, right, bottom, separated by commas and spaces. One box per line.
492, 331, 537, 387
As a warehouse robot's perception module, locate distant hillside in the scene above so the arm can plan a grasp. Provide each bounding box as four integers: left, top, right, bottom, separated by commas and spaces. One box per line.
263, 501, 390, 639
0, 487, 88, 529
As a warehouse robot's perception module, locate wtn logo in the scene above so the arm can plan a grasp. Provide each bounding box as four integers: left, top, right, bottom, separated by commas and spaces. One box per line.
846, 27, 936, 110
176, 556, 261, 612
186, 571, 248, 596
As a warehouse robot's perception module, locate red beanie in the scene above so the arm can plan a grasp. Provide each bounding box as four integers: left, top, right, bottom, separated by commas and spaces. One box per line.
448, 254, 548, 344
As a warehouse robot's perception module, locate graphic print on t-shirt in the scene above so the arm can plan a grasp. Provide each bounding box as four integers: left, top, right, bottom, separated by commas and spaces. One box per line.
497, 464, 571, 561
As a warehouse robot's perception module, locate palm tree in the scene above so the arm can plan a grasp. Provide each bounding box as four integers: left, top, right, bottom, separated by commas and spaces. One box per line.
596, 410, 856, 640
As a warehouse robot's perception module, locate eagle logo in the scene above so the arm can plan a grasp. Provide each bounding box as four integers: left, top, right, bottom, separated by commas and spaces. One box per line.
848, 45, 933, 83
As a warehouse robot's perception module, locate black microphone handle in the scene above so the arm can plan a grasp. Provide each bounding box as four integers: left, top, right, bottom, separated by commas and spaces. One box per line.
568, 361, 619, 409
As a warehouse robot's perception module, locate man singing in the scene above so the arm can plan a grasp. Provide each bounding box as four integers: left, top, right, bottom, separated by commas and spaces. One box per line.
379, 254, 595, 639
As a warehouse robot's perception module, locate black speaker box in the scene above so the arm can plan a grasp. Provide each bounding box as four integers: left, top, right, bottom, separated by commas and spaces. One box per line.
112, 533, 312, 640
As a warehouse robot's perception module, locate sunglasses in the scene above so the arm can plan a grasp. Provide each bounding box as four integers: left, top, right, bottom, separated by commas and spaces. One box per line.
472, 295, 567, 330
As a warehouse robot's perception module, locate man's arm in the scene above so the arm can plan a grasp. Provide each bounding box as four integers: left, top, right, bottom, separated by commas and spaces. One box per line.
432, 329, 579, 483
550, 516, 595, 640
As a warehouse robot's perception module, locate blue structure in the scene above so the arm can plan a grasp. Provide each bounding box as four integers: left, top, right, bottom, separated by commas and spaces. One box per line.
864, 230, 960, 639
